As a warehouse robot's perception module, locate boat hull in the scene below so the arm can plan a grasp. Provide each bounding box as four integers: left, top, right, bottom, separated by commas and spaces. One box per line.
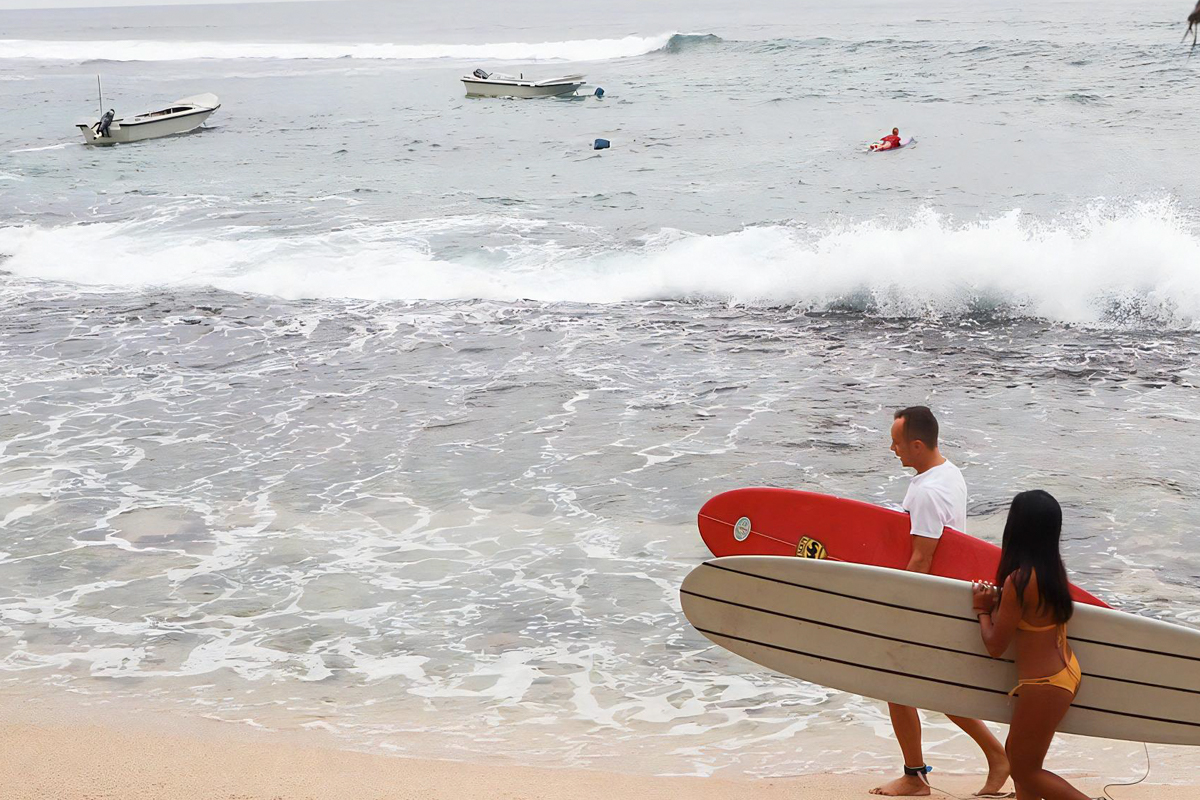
78, 107, 217, 145
461, 80, 583, 98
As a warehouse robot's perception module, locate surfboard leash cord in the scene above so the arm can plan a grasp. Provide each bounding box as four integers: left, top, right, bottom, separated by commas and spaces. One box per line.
924, 740, 1151, 800
921, 769, 973, 800
903, 764, 981, 800
1099, 741, 1150, 800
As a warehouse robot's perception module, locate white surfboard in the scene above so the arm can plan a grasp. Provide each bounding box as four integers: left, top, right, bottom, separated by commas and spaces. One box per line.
681, 556, 1200, 745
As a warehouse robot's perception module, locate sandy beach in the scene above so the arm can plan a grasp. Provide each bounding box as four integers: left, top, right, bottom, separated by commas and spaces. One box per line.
0, 700, 1191, 800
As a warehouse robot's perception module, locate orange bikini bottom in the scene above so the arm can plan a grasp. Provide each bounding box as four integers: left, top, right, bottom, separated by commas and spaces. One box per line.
1010, 650, 1082, 697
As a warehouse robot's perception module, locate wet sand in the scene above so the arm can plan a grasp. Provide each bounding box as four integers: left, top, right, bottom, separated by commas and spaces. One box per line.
3, 707, 1193, 800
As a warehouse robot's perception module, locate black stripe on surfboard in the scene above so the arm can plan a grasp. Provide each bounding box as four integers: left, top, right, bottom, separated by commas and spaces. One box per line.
1067, 634, 1200, 665
702, 561, 980, 623
682, 588, 1014, 664
684, 589, 1200, 697
694, 626, 1011, 696
695, 627, 1200, 731
703, 561, 1200, 666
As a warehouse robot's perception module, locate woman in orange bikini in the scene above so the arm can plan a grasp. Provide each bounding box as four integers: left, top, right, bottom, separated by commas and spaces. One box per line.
972, 490, 1090, 800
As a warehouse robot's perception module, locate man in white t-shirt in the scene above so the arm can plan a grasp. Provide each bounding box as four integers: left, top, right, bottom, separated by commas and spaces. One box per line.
870, 406, 1010, 798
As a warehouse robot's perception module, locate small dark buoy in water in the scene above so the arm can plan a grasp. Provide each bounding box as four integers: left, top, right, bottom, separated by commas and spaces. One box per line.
593, 138, 610, 150
594, 87, 605, 98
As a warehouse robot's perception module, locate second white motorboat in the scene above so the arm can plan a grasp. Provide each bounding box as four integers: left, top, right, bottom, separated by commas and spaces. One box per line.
461, 69, 585, 98
78, 93, 221, 145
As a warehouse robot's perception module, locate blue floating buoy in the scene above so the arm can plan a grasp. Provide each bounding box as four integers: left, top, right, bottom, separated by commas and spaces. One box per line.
594, 87, 605, 98
593, 138, 610, 150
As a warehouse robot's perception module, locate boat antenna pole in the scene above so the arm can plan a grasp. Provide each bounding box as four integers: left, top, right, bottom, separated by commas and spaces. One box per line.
97, 75, 104, 116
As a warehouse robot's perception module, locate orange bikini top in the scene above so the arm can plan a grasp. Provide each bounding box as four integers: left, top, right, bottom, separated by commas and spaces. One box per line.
1017, 619, 1059, 632
1013, 569, 1063, 633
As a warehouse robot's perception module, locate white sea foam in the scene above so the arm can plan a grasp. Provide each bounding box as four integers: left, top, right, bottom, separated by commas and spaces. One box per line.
9, 142, 73, 153
0, 34, 677, 63
2, 202, 1198, 326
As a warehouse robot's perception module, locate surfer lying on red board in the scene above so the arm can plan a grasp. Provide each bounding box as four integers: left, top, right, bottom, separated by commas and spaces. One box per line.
871, 407, 1011, 798
871, 127, 903, 151
972, 491, 1089, 800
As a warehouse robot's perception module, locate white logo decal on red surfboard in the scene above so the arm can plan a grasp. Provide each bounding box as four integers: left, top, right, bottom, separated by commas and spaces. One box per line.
733, 517, 752, 541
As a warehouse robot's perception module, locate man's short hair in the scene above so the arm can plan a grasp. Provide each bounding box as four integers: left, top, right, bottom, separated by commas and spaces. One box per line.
894, 406, 938, 449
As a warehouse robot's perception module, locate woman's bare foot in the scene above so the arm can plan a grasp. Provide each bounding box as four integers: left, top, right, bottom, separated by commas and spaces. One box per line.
973, 750, 1011, 796
869, 774, 931, 796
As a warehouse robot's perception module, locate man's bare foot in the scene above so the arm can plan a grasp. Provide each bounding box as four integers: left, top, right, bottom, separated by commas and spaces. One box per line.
869, 774, 931, 796
972, 751, 1011, 797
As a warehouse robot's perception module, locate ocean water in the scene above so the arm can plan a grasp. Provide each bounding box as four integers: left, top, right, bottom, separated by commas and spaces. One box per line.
1, 0, 1199, 782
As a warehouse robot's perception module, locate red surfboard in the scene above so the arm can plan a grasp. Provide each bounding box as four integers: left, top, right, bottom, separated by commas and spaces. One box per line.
698, 488, 1108, 608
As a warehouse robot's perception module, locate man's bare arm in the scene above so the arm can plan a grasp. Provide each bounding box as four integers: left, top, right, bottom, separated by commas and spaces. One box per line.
905, 535, 939, 574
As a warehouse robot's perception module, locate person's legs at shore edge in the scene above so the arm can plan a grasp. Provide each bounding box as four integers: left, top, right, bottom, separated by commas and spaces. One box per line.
870, 704, 929, 796
1007, 685, 1090, 800
946, 715, 1010, 796
872, 706, 1010, 797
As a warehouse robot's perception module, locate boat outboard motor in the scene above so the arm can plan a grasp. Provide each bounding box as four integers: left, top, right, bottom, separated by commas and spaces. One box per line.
472, 68, 490, 80
97, 109, 115, 137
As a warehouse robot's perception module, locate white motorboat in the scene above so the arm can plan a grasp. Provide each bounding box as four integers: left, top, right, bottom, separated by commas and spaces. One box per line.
77, 93, 221, 145
461, 69, 584, 98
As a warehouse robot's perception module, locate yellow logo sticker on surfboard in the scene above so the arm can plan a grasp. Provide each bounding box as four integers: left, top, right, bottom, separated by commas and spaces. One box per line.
796, 536, 827, 559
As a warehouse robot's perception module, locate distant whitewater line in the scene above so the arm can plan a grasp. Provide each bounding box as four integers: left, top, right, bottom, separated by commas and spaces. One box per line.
2, 202, 1198, 327
0, 33, 697, 62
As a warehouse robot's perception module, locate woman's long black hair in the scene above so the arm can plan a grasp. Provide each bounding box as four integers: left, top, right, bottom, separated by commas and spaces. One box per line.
995, 490, 1074, 624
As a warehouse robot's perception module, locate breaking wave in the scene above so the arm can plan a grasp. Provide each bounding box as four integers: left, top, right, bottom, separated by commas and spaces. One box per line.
0, 33, 684, 63
2, 202, 1199, 327
660, 33, 725, 53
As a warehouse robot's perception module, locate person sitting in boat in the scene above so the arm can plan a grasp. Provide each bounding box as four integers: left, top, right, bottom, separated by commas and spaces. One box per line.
873, 128, 902, 151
